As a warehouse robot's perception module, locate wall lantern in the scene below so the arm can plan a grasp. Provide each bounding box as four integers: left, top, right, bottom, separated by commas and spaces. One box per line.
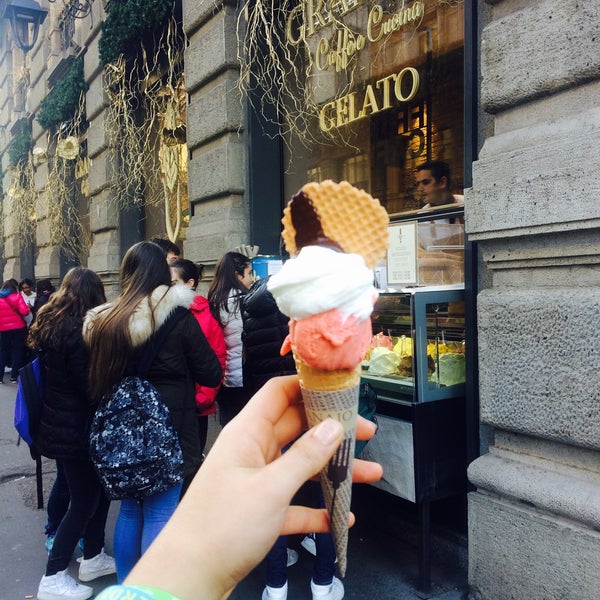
2, 0, 48, 52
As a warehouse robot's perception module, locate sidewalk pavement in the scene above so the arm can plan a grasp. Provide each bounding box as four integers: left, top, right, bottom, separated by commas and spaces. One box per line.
0, 379, 468, 599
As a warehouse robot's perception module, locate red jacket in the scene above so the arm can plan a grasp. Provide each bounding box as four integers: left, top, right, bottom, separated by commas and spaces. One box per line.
189, 295, 226, 416
0, 291, 29, 331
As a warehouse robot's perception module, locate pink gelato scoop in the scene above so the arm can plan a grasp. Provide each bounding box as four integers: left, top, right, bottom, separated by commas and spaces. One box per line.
281, 308, 373, 371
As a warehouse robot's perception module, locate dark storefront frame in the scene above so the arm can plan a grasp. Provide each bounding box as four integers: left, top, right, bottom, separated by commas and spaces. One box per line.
245, 1, 480, 589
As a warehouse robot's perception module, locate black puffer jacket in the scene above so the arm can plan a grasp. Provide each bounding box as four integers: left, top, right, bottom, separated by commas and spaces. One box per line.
37, 322, 95, 461
242, 277, 296, 396
84, 285, 222, 478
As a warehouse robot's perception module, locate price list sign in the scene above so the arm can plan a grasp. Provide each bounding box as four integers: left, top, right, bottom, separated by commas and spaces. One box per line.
387, 221, 417, 286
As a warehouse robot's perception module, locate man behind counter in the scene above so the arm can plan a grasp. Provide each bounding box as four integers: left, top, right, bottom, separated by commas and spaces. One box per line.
414, 160, 465, 285
415, 160, 464, 210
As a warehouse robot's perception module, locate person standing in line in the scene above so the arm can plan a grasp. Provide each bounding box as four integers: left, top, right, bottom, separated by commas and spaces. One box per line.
84, 241, 222, 582
25, 276, 74, 555
19, 278, 36, 326
242, 277, 343, 600
170, 259, 226, 481
0, 279, 30, 383
207, 251, 253, 425
242, 276, 296, 397
32, 279, 56, 321
150, 237, 181, 264
31, 267, 115, 600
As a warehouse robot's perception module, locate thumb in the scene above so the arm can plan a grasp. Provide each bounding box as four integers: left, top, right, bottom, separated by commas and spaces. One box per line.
267, 418, 344, 498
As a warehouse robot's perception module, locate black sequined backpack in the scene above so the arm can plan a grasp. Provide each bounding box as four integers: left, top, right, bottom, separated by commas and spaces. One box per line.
89, 308, 187, 501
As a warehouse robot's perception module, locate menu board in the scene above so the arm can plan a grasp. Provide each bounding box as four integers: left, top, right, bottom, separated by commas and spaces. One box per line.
386, 221, 417, 285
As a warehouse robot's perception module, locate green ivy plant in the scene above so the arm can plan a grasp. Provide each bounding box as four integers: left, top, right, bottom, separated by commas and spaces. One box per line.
37, 58, 87, 131
99, 0, 175, 66
8, 121, 32, 167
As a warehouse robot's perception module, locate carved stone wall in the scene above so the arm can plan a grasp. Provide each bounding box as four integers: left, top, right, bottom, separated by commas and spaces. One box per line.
182, 0, 248, 287
467, 1, 600, 598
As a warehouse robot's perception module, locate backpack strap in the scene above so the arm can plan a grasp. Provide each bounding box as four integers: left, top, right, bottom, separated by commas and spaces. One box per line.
137, 306, 188, 379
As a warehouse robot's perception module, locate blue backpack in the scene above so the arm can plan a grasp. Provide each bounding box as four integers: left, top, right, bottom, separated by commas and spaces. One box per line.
14, 357, 44, 448
89, 308, 187, 501
14, 357, 45, 508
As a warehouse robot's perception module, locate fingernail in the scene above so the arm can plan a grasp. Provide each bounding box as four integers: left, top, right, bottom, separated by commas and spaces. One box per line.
313, 419, 342, 445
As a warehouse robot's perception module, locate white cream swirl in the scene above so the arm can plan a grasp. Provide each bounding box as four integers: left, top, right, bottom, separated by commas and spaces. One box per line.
267, 246, 376, 321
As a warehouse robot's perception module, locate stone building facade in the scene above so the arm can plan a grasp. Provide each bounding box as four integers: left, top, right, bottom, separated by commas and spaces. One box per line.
1, 0, 600, 598
0, 0, 250, 296
466, 1, 600, 598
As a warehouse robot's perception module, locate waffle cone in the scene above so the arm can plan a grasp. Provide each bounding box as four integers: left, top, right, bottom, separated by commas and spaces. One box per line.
282, 180, 389, 269
293, 351, 360, 577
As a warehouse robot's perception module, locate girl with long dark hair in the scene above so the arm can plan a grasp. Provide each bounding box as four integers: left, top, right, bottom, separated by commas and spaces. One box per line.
32, 267, 114, 600
84, 241, 221, 582
207, 251, 253, 425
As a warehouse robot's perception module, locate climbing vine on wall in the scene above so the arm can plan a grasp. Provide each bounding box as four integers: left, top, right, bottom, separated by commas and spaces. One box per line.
37, 58, 87, 131
7, 158, 36, 247
45, 95, 91, 261
104, 16, 189, 242
6, 120, 36, 246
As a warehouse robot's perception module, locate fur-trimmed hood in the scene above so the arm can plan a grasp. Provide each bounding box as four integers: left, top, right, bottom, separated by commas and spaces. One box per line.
83, 284, 196, 347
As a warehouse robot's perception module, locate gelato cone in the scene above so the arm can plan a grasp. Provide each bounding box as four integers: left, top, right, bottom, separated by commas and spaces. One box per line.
295, 352, 360, 576
268, 180, 390, 576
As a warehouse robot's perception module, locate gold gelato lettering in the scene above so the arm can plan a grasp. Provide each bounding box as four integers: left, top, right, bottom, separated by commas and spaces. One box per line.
309, 408, 355, 423
318, 67, 420, 131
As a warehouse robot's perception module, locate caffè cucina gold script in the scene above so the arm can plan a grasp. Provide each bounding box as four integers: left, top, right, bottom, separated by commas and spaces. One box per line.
283, 0, 426, 131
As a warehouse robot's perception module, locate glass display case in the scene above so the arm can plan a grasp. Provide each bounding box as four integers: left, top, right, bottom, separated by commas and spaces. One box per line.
362, 285, 465, 403
359, 285, 467, 591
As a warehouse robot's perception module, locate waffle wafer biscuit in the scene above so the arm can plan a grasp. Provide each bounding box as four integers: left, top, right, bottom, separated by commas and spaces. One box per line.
281, 180, 389, 269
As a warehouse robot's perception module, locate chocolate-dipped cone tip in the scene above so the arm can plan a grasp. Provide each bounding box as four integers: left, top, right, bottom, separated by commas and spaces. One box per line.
281, 180, 389, 269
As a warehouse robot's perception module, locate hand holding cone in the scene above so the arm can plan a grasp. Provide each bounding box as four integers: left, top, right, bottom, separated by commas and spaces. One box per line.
268, 180, 389, 576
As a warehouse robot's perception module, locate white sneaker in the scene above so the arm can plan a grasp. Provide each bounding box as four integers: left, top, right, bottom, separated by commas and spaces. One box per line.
286, 548, 298, 567
262, 581, 288, 600
311, 576, 344, 600
301, 534, 317, 556
37, 569, 93, 600
78, 548, 116, 582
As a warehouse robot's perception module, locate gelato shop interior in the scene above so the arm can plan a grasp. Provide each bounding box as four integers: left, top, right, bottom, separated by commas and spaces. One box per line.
244, 0, 475, 591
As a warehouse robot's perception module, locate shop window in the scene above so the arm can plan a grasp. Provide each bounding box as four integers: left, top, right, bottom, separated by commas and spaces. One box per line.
279, 1, 465, 286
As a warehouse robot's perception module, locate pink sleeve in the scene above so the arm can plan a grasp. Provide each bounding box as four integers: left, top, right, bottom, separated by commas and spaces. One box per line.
13, 294, 30, 316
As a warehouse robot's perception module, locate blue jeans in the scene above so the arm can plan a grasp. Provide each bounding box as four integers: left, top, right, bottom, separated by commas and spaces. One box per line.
114, 483, 182, 582
265, 482, 336, 588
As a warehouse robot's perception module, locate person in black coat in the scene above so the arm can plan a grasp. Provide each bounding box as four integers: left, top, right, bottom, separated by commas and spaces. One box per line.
241, 277, 343, 600
242, 276, 296, 397
31, 267, 115, 600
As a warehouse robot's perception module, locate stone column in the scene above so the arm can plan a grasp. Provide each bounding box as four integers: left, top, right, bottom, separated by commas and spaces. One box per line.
467, 2, 600, 598
183, 0, 248, 279
83, 12, 121, 297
